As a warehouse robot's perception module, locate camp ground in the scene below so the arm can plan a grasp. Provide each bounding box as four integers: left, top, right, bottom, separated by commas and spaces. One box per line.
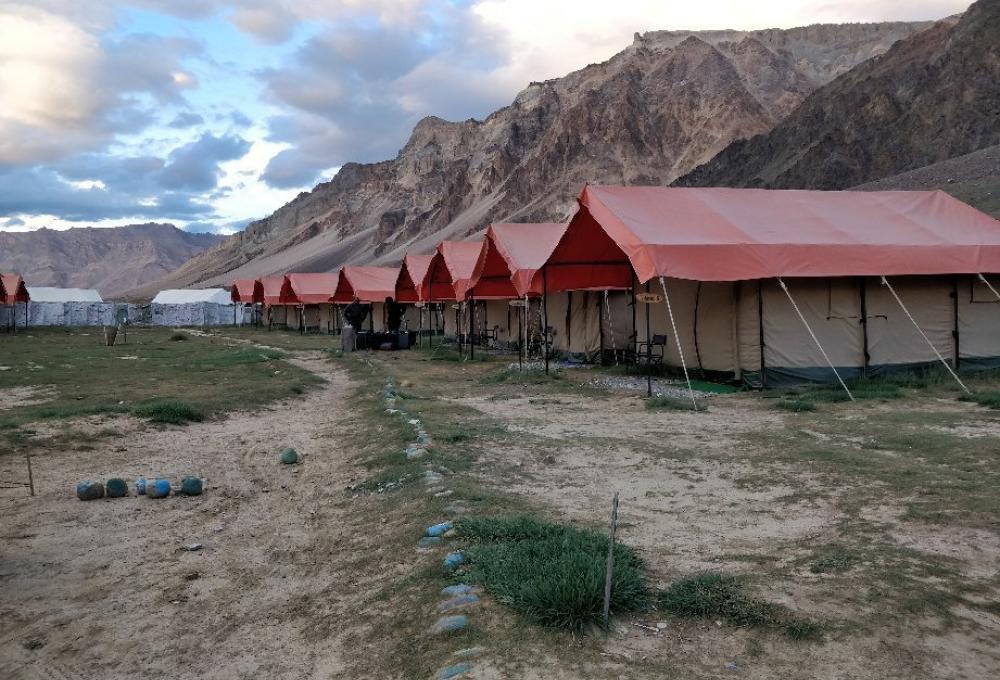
280, 272, 340, 333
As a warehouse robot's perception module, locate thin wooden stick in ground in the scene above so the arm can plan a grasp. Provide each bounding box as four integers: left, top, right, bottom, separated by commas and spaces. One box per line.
603, 491, 620, 630
26, 453, 34, 497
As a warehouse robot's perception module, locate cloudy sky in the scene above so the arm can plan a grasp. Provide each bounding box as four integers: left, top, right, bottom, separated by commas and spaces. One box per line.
0, 0, 968, 234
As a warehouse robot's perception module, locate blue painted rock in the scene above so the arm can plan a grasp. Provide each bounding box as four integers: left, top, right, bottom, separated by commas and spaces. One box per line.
180, 476, 203, 496
437, 662, 473, 679
443, 552, 464, 571
431, 615, 468, 634
135, 477, 147, 495
105, 478, 128, 498
280, 448, 299, 465
426, 521, 453, 537
147, 479, 171, 498
76, 480, 104, 501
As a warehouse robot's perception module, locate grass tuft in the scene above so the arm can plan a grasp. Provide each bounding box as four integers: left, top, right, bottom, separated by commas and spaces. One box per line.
168, 332, 188, 342
660, 572, 821, 640
456, 515, 648, 631
646, 395, 706, 412
958, 390, 1000, 409
809, 548, 855, 574
480, 368, 560, 385
774, 398, 817, 413
132, 399, 205, 424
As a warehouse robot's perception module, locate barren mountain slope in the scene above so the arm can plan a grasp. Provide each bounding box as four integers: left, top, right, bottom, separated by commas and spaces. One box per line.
676, 0, 997, 189
853, 144, 1000, 219
132, 20, 933, 297
0, 224, 222, 298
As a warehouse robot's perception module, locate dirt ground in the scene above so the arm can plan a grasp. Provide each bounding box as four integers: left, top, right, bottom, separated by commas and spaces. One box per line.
0, 353, 369, 679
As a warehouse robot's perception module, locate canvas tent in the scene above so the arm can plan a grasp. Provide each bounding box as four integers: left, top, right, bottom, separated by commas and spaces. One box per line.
1, 273, 29, 331
151, 288, 244, 326
395, 254, 437, 336
280, 272, 339, 332
424, 240, 483, 339
254, 275, 290, 328
466, 223, 568, 349
26, 287, 102, 302
332, 266, 405, 332
548, 185, 1000, 386
231, 279, 256, 303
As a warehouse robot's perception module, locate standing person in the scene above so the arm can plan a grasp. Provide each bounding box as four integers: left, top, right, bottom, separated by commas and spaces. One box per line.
342, 296, 369, 352
385, 296, 404, 332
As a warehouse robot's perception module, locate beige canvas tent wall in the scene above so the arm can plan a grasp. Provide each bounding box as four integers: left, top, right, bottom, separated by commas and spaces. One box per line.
547, 186, 1000, 386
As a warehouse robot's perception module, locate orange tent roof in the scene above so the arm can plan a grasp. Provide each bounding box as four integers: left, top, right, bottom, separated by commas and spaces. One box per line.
1, 273, 29, 304
468, 223, 568, 299
0, 274, 6, 304
231, 279, 256, 303
549, 186, 1000, 287
280, 272, 339, 304
395, 254, 434, 303
253, 276, 286, 305
423, 241, 483, 301
332, 266, 399, 303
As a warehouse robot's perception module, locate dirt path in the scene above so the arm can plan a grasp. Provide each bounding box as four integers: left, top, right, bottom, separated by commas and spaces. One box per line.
0, 353, 363, 680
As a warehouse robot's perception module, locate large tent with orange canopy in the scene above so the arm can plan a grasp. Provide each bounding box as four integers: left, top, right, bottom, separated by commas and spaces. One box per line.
253, 275, 290, 328
394, 253, 438, 337
332, 266, 410, 332
423, 240, 484, 340
280, 272, 340, 333
546, 185, 1000, 387
231, 279, 259, 326
1, 273, 30, 331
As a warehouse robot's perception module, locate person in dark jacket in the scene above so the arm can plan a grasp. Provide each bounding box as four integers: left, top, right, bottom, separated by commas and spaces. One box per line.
385, 296, 405, 332
343, 297, 369, 329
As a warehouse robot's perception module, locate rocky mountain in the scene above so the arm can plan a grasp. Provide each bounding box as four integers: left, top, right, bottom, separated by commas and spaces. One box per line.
0, 223, 222, 298
675, 0, 996, 190
854, 144, 1000, 219
133, 20, 934, 297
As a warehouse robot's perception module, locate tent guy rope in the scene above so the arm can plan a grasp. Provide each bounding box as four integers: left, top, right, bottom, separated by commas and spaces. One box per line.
778, 278, 855, 402
977, 273, 1000, 302
604, 290, 619, 366
880, 276, 970, 394
657, 277, 698, 410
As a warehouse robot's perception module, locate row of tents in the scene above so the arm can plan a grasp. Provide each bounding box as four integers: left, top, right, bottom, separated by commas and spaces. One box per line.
231, 185, 1000, 388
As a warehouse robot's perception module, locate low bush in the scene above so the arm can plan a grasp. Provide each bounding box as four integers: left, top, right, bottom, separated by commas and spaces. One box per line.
168, 332, 188, 342
132, 399, 205, 425
660, 572, 821, 640
646, 395, 706, 412
456, 515, 648, 631
959, 391, 1000, 409
774, 398, 817, 413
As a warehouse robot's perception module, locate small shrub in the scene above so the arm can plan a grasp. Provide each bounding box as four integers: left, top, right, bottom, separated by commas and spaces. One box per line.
809, 549, 854, 574
132, 400, 205, 425
289, 384, 305, 395
774, 399, 816, 413
481, 368, 559, 385
646, 395, 706, 412
168, 332, 188, 342
959, 391, 1000, 409
457, 515, 648, 631
660, 572, 821, 641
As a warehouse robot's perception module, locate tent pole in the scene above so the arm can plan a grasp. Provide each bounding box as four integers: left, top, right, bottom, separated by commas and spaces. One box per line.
659, 277, 698, 409
882, 275, 969, 394
631, 272, 637, 367
757, 280, 765, 389
518, 298, 524, 371
859, 277, 870, 379
604, 291, 619, 367
469, 297, 475, 360
779, 277, 854, 401
543, 267, 549, 374
644, 281, 652, 398
952, 276, 960, 370
598, 291, 605, 365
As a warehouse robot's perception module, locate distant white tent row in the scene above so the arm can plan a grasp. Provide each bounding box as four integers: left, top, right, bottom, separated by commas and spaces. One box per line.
27, 287, 104, 303
151, 288, 249, 327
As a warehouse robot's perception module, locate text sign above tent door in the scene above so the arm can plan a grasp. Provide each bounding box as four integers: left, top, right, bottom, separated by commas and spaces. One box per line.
508, 300, 527, 307
635, 293, 663, 303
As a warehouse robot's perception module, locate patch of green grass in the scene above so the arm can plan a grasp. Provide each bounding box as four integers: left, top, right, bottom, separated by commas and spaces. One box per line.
774, 398, 817, 412
798, 381, 901, 402
457, 515, 649, 631
131, 399, 205, 424
958, 390, 1000, 409
646, 395, 706, 412
810, 548, 855, 574
480, 367, 559, 385
659, 572, 820, 640
168, 332, 188, 341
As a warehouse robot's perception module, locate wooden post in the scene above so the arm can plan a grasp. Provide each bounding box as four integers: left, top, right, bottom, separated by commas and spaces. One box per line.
645, 282, 652, 398
469, 297, 475, 360
602, 491, 620, 630
543, 267, 550, 374
26, 453, 34, 497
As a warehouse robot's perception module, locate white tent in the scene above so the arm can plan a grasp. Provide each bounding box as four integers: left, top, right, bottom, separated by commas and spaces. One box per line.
27, 287, 103, 303
152, 288, 232, 304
